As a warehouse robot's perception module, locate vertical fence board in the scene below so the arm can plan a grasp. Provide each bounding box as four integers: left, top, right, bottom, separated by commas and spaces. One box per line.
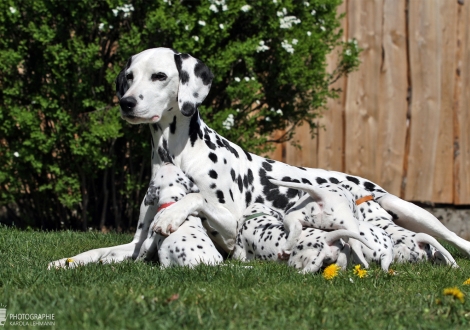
285, 123, 318, 167
454, 1, 470, 204
375, 0, 408, 196
404, 0, 441, 202
430, 1, 458, 203
344, 0, 383, 183
316, 0, 347, 172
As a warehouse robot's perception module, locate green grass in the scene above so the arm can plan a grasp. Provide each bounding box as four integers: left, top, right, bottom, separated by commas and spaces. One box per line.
1, 225, 470, 329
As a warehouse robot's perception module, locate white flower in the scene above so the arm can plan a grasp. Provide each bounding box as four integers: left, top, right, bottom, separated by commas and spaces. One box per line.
251, 77, 255, 81
320, 26, 326, 32
304, 1, 310, 6
98, 23, 105, 31
185, 25, 190, 31
209, 4, 218, 12
109, 25, 114, 29
241, 5, 251, 12
222, 4, 228, 11
256, 40, 269, 53
273, 0, 277, 3
244, 77, 250, 82
256, 100, 261, 104
198, 20, 206, 26
307, 31, 312, 36
265, 117, 271, 122
292, 38, 298, 45
281, 40, 294, 54
280, 16, 301, 29
112, 9, 119, 16
311, 9, 316, 15
223, 114, 235, 130
9, 7, 16, 14
13, 152, 19, 157
276, 109, 283, 116
219, 23, 224, 29
193, 36, 199, 41
234, 77, 241, 82
345, 49, 351, 56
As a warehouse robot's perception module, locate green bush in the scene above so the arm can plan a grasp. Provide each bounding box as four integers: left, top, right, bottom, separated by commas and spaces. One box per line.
0, 0, 359, 230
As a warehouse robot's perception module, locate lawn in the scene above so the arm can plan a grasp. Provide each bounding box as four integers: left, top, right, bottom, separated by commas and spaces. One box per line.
1, 225, 470, 329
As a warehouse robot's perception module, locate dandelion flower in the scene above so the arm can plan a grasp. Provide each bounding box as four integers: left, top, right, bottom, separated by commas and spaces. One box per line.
463, 278, 470, 285
323, 264, 340, 280
443, 287, 465, 303
66, 258, 74, 265
388, 269, 397, 276
353, 264, 368, 278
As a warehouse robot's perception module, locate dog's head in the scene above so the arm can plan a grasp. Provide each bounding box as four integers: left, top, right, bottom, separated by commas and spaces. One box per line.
144, 163, 200, 206
115, 48, 213, 124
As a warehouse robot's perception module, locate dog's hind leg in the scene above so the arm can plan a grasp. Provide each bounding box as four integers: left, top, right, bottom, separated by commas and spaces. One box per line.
379, 194, 470, 257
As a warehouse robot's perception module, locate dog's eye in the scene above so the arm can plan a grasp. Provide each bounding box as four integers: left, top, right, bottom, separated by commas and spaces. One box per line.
151, 72, 167, 81
126, 73, 133, 80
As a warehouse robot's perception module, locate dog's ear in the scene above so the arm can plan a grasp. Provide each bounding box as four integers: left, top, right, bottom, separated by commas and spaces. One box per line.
115, 57, 132, 100
144, 182, 160, 206
174, 53, 214, 117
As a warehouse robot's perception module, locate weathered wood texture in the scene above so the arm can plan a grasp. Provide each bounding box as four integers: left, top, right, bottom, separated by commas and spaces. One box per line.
268, 0, 470, 205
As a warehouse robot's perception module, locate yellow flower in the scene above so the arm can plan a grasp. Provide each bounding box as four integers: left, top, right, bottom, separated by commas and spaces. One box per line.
443, 287, 465, 303
66, 258, 74, 264
353, 264, 368, 278
323, 264, 340, 280
463, 278, 470, 286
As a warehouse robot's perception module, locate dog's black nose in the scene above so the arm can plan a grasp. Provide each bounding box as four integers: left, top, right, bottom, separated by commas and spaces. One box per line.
120, 96, 137, 112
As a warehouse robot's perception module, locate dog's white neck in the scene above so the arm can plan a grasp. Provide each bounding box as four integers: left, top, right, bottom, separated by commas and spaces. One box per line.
149, 108, 202, 175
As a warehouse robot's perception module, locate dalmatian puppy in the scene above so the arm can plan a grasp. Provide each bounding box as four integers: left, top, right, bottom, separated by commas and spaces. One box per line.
50, 48, 470, 268
233, 203, 373, 273
136, 163, 223, 267
269, 179, 370, 268
340, 181, 458, 267
354, 221, 394, 271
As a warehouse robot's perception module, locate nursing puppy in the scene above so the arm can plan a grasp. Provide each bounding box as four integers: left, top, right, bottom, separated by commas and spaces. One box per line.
233, 203, 373, 273
136, 163, 223, 267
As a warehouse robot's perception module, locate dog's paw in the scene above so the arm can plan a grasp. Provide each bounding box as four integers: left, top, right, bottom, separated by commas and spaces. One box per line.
47, 258, 76, 270
152, 204, 187, 236
277, 250, 291, 261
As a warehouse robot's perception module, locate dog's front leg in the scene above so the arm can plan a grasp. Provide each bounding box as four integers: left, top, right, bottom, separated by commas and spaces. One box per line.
152, 193, 238, 252
48, 201, 157, 269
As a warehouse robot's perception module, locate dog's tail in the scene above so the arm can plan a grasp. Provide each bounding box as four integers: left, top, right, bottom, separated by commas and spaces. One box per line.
415, 233, 459, 268
324, 229, 374, 251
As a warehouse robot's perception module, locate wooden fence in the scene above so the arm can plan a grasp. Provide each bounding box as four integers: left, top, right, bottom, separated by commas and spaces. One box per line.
268, 0, 470, 205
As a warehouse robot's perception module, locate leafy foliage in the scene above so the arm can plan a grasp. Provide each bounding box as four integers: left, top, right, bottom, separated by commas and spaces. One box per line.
0, 0, 359, 230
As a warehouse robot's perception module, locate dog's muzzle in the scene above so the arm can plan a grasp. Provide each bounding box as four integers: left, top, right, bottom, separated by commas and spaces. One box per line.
120, 96, 137, 113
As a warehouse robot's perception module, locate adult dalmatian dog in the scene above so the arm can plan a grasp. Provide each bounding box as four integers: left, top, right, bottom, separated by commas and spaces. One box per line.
49, 47, 470, 269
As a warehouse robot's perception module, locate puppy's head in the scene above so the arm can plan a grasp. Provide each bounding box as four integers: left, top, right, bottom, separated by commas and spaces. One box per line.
115, 48, 213, 124
144, 163, 199, 206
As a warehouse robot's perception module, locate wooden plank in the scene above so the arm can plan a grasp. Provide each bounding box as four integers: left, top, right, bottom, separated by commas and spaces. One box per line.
285, 123, 318, 168
265, 129, 285, 161
316, 0, 347, 172
344, 0, 384, 183
431, 1, 458, 203
375, 0, 408, 196
404, 0, 442, 202
453, 1, 470, 204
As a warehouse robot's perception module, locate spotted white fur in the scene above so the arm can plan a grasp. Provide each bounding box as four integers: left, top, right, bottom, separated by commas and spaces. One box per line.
49, 48, 470, 269
137, 163, 223, 267
233, 203, 373, 273
340, 181, 458, 267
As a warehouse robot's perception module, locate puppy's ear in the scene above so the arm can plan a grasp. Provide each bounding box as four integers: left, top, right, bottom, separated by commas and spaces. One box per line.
174, 53, 214, 117
144, 182, 160, 206
115, 57, 132, 100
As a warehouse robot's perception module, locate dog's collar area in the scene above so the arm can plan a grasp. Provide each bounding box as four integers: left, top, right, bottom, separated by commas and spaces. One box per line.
157, 202, 176, 213
355, 195, 374, 205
